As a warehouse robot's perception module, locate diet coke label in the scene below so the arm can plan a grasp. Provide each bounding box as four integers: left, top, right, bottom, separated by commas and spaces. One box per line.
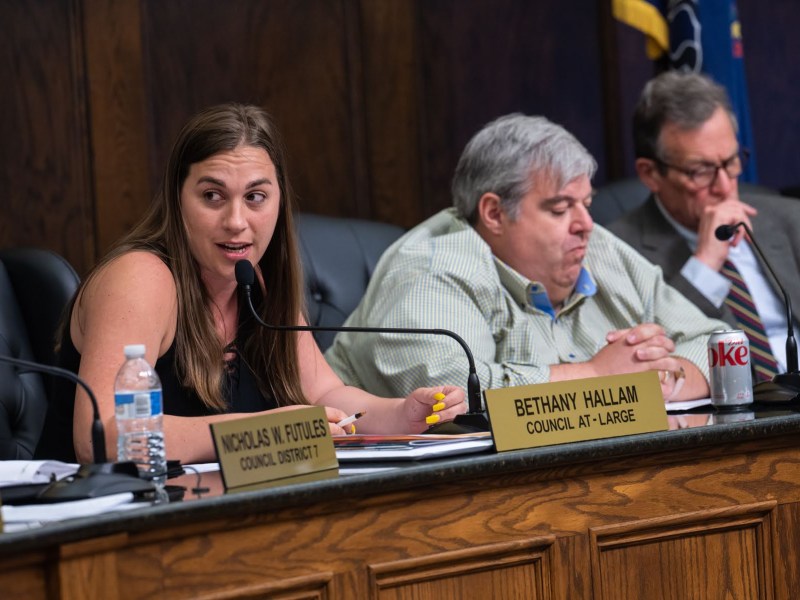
708, 330, 752, 408
708, 339, 749, 367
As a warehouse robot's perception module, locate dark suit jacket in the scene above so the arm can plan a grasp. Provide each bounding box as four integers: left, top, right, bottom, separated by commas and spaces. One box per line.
606, 192, 800, 328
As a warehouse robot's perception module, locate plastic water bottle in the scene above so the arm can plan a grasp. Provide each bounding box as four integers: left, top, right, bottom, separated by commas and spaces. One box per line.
114, 344, 167, 486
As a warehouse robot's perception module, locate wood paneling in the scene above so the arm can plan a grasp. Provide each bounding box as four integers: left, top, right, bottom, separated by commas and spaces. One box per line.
55, 551, 121, 600
358, 1, 423, 226
0, 0, 94, 274
82, 0, 151, 257
141, 0, 360, 219
773, 502, 800, 594
1, 0, 799, 271
1, 565, 48, 599
188, 572, 333, 600
369, 538, 554, 599
0, 0, 607, 273
5, 433, 800, 599
590, 503, 777, 600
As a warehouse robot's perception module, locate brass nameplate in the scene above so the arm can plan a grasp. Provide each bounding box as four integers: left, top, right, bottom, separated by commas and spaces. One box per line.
484, 371, 668, 452
210, 406, 338, 490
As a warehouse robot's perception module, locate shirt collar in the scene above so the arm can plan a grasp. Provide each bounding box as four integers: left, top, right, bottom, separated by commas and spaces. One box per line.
654, 194, 699, 249
494, 258, 597, 320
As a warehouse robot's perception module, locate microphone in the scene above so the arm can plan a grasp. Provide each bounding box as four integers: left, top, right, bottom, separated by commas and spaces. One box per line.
234, 259, 489, 434
0, 354, 155, 501
714, 222, 800, 399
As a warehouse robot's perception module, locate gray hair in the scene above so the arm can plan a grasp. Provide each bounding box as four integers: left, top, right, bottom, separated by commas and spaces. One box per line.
633, 71, 737, 161
452, 114, 597, 223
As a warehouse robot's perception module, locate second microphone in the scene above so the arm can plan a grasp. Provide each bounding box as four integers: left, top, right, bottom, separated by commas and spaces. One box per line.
234, 259, 489, 433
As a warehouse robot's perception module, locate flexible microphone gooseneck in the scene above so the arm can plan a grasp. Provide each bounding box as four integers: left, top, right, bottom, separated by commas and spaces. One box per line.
234, 259, 489, 434
0, 355, 106, 463
715, 223, 800, 397
0, 354, 154, 501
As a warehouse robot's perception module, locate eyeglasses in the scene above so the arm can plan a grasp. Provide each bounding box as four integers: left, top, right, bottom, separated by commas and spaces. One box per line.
654, 149, 749, 188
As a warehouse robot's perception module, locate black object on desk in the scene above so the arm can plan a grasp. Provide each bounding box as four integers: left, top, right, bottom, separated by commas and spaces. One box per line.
0, 483, 49, 505
36, 462, 154, 503
235, 259, 491, 434
0, 354, 156, 501
753, 379, 800, 404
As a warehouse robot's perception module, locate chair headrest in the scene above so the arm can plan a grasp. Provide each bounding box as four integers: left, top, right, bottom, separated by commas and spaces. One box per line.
295, 214, 404, 351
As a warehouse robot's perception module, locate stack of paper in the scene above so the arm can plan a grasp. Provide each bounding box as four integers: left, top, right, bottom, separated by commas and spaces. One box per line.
334, 432, 494, 461
1, 493, 140, 532
0, 460, 78, 486
665, 398, 713, 412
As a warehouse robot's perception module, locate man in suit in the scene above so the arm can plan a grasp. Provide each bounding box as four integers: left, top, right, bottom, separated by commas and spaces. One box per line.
607, 71, 800, 380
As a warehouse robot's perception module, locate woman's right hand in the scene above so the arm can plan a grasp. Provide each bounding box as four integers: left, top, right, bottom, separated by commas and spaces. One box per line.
269, 404, 350, 435
324, 406, 350, 436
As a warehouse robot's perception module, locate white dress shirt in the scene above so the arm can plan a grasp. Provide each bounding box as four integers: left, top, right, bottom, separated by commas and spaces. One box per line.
655, 197, 798, 371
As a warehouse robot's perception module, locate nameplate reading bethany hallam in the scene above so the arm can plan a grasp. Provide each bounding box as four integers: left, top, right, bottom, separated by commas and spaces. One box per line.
484, 372, 668, 452
210, 406, 338, 491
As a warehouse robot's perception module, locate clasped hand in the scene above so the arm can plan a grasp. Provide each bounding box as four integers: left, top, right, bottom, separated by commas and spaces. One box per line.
596, 323, 685, 400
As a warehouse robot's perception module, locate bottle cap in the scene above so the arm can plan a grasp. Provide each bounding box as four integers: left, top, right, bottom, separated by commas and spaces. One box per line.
123, 344, 146, 358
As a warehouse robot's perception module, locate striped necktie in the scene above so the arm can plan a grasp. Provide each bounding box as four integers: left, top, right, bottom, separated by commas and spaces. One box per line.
721, 260, 780, 381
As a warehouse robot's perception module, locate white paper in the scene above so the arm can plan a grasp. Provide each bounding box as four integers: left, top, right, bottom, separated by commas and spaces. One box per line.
665, 397, 713, 412
1, 492, 140, 526
339, 464, 402, 475
0, 461, 79, 487
182, 463, 220, 474
335, 437, 494, 461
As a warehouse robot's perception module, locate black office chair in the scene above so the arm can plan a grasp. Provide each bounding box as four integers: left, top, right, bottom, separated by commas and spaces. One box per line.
592, 178, 651, 226
296, 213, 405, 351
0, 248, 80, 459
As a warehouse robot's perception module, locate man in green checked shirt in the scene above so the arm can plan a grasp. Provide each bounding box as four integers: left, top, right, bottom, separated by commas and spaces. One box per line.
325, 114, 727, 403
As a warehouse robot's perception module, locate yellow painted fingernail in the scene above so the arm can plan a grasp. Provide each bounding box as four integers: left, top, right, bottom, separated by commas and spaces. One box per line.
433, 392, 446, 401
426, 414, 441, 425
350, 424, 356, 434
432, 402, 446, 412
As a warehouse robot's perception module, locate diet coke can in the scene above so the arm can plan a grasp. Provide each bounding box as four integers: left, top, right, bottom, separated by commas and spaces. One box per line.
707, 329, 753, 408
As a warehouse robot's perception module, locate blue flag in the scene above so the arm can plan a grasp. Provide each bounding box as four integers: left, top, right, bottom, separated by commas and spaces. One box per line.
613, 0, 758, 181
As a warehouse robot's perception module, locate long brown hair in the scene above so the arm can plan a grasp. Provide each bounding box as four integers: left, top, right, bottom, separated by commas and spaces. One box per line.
75, 103, 306, 410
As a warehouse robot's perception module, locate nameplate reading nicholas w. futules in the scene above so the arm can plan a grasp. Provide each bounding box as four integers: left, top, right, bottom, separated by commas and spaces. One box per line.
484, 372, 668, 452
210, 405, 338, 491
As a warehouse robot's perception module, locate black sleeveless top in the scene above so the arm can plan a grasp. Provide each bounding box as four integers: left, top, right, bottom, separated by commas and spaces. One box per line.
36, 293, 278, 463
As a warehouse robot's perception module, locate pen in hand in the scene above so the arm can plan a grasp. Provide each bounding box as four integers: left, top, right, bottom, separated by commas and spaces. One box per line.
337, 411, 366, 428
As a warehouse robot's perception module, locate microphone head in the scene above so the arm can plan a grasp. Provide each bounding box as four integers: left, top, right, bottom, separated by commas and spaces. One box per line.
715, 224, 737, 241
234, 260, 255, 286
